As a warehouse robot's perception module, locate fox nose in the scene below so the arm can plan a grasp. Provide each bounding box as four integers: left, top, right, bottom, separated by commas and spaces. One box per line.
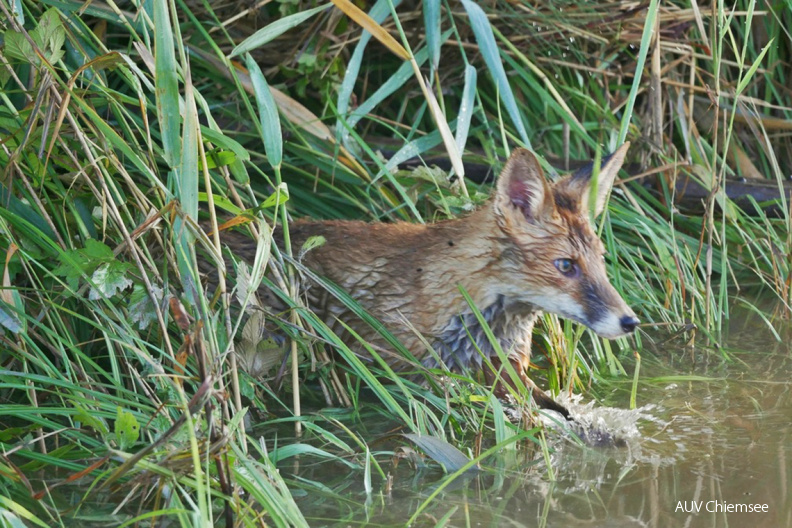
620, 316, 640, 334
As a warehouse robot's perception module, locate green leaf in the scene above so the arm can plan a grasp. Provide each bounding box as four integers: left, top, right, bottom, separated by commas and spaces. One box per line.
114, 407, 140, 450
423, 0, 441, 76
336, 0, 403, 136
55, 239, 111, 290
260, 183, 289, 209
736, 39, 774, 95
245, 53, 283, 169
0, 305, 23, 334
299, 235, 326, 258
128, 284, 165, 330
459, 0, 530, 147
83, 238, 114, 260
54, 239, 123, 293
197, 192, 242, 215
10, 0, 24, 24
455, 64, 477, 154
75, 405, 109, 435
89, 261, 133, 300
154, 0, 181, 168
201, 150, 237, 169
31, 8, 65, 64
3, 31, 37, 64
229, 4, 331, 58
200, 126, 250, 162
617, 0, 660, 143
402, 434, 478, 474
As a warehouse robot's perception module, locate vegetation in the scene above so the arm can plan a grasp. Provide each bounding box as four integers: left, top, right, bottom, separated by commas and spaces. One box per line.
0, 0, 789, 525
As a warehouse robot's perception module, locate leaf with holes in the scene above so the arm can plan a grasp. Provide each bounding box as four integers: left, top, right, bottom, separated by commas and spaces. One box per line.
114, 407, 140, 451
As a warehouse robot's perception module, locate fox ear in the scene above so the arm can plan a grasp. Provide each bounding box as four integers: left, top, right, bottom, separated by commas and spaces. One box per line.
566, 142, 629, 217
495, 148, 554, 222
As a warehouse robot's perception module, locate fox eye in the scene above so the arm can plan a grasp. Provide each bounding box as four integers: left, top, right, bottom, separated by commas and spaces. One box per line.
554, 258, 579, 277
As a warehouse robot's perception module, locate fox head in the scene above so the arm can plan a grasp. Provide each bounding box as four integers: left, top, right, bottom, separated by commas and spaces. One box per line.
491, 143, 638, 339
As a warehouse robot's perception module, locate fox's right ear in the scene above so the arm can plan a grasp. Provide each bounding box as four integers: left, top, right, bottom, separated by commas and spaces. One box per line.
494, 148, 554, 222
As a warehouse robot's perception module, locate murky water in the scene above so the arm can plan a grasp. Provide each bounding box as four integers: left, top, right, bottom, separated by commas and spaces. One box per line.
294, 307, 792, 527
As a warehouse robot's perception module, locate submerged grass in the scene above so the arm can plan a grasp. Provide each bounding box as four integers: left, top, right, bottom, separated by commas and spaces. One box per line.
0, 0, 790, 524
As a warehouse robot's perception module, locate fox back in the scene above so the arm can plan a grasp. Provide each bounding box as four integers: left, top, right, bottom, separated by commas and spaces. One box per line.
221, 144, 638, 391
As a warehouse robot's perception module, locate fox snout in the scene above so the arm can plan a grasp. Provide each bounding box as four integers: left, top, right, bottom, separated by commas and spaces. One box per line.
584, 294, 639, 339
536, 280, 638, 340
620, 315, 640, 333
578, 277, 639, 339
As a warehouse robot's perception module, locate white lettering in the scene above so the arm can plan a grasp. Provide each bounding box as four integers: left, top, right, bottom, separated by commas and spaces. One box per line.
678, 500, 769, 514
675, 501, 702, 513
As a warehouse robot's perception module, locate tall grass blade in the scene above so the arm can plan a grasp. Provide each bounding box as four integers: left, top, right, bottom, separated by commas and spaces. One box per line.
245, 53, 283, 170
423, 0, 441, 77
455, 64, 477, 154
154, 0, 181, 168
336, 0, 403, 140
735, 40, 774, 95
460, 0, 530, 147
228, 4, 331, 57
617, 0, 660, 144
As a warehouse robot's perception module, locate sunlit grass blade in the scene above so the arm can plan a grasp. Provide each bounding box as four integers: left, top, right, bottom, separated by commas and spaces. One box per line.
330, 0, 410, 60
455, 64, 477, 154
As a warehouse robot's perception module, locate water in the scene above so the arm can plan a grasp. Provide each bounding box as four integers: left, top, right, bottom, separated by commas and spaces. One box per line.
295, 308, 792, 527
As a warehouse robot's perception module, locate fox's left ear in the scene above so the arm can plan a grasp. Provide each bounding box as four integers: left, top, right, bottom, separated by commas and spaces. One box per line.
565, 142, 630, 217
494, 148, 554, 223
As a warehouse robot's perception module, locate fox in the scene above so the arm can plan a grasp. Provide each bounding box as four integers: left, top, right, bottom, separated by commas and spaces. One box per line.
216, 143, 639, 418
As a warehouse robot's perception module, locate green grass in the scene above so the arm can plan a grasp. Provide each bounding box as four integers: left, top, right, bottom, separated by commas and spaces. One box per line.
0, 0, 790, 524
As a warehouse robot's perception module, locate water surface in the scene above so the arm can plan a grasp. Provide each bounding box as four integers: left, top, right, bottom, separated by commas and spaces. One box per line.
294, 308, 792, 527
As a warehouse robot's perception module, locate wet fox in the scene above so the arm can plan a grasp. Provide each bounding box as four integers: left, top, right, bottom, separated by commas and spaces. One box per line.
220, 144, 638, 417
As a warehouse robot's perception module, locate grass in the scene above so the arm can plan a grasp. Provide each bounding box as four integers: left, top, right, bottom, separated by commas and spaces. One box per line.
0, 0, 790, 525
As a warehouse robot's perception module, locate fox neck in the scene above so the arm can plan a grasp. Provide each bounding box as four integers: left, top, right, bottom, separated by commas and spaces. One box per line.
427, 294, 539, 372
419, 205, 540, 369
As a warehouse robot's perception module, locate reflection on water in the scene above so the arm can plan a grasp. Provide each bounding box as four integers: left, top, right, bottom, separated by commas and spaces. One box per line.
295, 307, 792, 527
